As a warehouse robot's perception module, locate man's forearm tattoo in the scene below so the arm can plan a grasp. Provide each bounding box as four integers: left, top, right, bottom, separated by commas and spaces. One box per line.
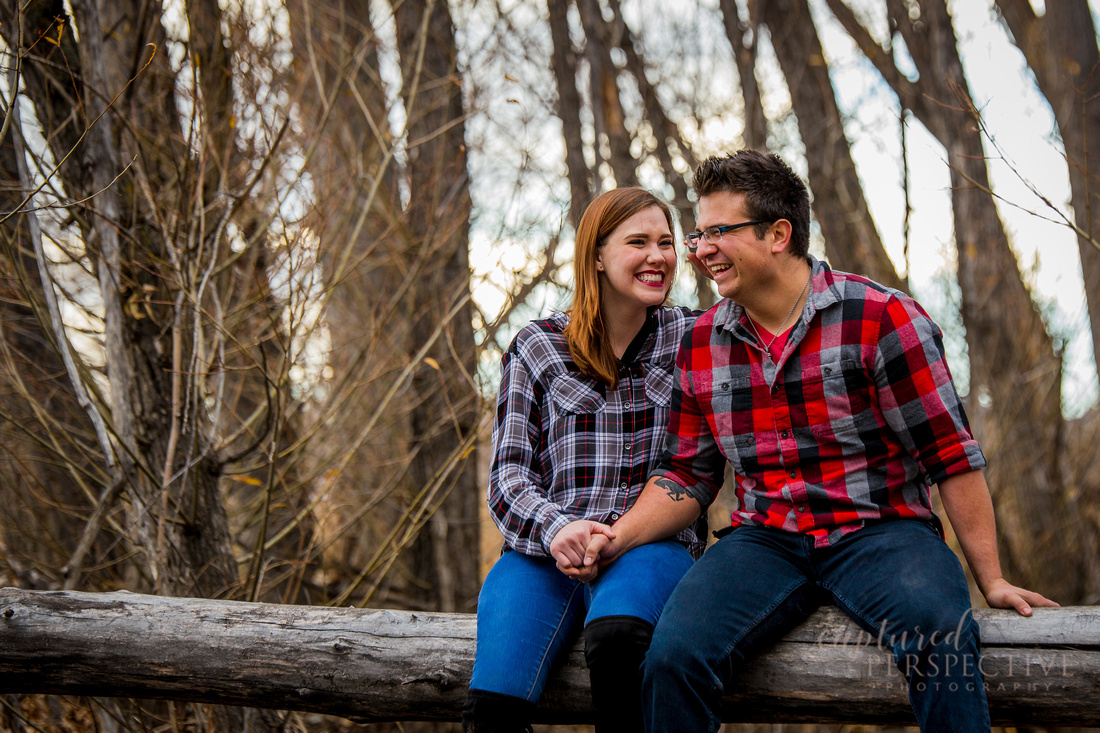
656, 476, 689, 502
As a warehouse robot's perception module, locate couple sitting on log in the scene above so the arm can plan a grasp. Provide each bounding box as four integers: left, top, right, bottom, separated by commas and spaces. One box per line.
463, 150, 1057, 733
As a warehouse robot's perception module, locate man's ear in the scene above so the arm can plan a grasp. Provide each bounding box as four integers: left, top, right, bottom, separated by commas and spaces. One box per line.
769, 219, 794, 255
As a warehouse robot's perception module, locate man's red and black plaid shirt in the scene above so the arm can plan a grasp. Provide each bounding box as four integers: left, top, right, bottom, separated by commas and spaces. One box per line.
657, 256, 986, 547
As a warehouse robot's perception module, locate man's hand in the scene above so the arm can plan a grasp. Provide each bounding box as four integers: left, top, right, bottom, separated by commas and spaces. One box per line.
937, 471, 1061, 617
560, 531, 625, 583
686, 251, 713, 281
549, 520, 615, 581
582, 532, 624, 571
982, 577, 1060, 617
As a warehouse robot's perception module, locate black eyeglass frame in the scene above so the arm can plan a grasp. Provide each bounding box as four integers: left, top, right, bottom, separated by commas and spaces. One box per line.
684, 219, 775, 252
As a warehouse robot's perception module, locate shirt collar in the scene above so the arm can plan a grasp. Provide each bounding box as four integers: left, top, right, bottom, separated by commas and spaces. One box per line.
620, 307, 659, 365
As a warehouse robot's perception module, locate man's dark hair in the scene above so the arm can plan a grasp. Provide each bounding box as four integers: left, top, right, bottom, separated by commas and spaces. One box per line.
692, 150, 811, 258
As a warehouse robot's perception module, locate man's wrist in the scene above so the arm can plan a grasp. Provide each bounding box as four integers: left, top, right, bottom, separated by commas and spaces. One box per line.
976, 574, 1006, 597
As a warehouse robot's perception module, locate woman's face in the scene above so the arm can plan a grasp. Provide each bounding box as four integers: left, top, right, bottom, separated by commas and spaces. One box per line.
595, 206, 677, 314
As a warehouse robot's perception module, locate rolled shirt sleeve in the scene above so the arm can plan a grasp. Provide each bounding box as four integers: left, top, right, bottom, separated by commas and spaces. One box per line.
872, 294, 986, 484
651, 325, 727, 507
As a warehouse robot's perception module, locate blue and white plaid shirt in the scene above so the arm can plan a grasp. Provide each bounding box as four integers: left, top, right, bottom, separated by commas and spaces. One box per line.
488, 306, 707, 559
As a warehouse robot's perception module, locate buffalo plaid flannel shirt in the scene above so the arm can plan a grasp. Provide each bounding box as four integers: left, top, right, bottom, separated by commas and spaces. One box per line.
488, 307, 706, 558
658, 257, 986, 547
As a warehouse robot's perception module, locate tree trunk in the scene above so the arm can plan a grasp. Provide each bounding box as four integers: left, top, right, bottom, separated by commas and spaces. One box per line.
1, 588, 1098, 726
884, 0, 1082, 602
548, 0, 594, 230
717, 0, 768, 150
393, 0, 481, 614
607, 0, 715, 308
817, 0, 1089, 604
760, 0, 905, 292
0, 97, 101, 591
577, 0, 636, 187
996, 0, 1100, 375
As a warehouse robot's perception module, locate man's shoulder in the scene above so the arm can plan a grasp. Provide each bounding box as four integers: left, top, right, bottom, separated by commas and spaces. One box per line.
671, 301, 732, 364
819, 266, 941, 348
824, 266, 905, 305
694, 299, 729, 327
817, 266, 927, 330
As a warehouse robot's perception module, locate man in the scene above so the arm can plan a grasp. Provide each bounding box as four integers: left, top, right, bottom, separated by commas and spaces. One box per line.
557, 150, 1057, 731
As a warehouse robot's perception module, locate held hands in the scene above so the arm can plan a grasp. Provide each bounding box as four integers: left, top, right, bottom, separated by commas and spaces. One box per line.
982, 577, 1060, 616
549, 520, 622, 583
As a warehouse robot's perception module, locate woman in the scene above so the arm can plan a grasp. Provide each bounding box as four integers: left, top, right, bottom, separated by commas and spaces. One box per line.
463, 188, 707, 733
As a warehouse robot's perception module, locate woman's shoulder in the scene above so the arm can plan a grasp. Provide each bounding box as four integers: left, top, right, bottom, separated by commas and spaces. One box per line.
506, 312, 572, 373
649, 306, 699, 355
651, 301, 695, 336
655, 305, 700, 328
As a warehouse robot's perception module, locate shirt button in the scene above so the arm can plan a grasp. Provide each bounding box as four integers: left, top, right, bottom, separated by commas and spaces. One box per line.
610, 513, 620, 521
721, 383, 729, 391
797, 505, 806, 513
624, 444, 632, 451
620, 482, 628, 489
781, 430, 789, 439
789, 471, 797, 479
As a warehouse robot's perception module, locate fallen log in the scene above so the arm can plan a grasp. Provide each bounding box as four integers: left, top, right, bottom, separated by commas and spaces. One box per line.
1, 587, 1097, 725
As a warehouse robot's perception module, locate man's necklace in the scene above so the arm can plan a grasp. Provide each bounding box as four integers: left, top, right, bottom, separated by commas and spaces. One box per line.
747, 270, 812, 361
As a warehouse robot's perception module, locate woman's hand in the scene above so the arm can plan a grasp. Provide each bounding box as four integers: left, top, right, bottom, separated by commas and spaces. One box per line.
549, 520, 615, 580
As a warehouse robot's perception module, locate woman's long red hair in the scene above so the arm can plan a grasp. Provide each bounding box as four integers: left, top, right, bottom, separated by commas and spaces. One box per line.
564, 188, 675, 387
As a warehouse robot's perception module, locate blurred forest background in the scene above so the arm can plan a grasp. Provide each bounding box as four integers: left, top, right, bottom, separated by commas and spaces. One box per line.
1, 0, 1098, 730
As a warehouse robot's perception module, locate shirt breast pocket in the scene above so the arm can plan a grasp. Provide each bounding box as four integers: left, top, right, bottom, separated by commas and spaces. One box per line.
705, 375, 755, 471
547, 372, 607, 483
803, 359, 874, 442
549, 372, 606, 415
643, 360, 675, 408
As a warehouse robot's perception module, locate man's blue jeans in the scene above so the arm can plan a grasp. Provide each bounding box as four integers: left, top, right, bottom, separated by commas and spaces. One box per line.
470, 539, 693, 702
643, 520, 990, 732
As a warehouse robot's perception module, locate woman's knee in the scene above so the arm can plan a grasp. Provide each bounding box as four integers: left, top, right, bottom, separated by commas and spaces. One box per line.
471, 551, 585, 701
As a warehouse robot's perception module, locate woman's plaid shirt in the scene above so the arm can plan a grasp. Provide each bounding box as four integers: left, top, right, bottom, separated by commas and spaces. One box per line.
659, 257, 986, 547
488, 307, 706, 558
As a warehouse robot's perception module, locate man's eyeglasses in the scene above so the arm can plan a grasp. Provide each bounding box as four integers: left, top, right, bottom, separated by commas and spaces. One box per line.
684, 220, 774, 252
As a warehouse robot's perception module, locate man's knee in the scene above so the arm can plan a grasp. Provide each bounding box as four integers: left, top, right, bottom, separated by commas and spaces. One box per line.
644, 616, 713, 683
891, 602, 978, 652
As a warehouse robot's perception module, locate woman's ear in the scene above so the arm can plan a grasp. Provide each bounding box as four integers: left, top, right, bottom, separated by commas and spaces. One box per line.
595, 252, 605, 271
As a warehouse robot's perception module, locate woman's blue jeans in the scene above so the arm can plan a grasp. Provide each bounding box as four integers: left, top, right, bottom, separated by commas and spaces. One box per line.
643, 520, 990, 732
469, 539, 693, 702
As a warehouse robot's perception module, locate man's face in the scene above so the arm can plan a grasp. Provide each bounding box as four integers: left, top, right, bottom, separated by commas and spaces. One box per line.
694, 191, 776, 301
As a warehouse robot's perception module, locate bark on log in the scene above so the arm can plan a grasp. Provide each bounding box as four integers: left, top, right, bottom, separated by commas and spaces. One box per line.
1, 588, 1098, 725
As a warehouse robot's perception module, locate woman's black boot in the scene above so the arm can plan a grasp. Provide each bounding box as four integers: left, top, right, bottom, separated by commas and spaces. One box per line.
462, 688, 536, 733
583, 615, 654, 733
